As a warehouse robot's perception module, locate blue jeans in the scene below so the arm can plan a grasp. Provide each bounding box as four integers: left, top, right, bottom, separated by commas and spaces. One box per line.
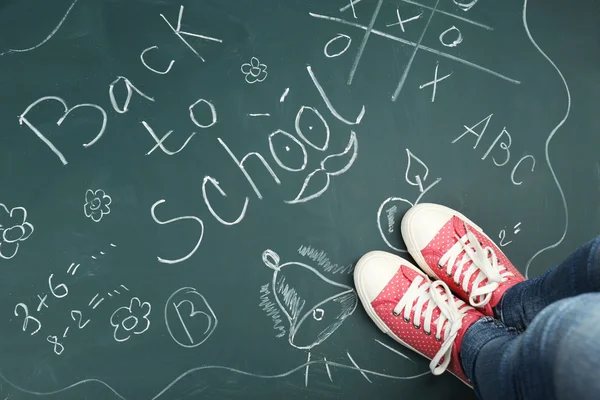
460, 237, 600, 400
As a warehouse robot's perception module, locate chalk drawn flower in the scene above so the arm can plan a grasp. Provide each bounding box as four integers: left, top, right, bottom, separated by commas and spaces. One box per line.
84, 189, 112, 222
240, 57, 268, 84
110, 297, 151, 343
0, 204, 34, 260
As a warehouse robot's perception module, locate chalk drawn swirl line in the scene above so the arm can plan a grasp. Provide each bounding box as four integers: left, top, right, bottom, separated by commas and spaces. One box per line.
1, 360, 429, 400
149, 362, 429, 400
522, 0, 570, 278
0, 372, 126, 400
0, 0, 79, 56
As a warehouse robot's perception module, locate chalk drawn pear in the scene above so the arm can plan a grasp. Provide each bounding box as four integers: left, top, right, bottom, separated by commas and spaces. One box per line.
262, 250, 357, 350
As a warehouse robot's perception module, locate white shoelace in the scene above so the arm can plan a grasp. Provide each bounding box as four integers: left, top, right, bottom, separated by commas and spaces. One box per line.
438, 224, 513, 307
393, 276, 469, 375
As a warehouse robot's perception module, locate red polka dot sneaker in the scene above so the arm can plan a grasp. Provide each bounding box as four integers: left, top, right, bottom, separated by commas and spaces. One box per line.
401, 203, 525, 316
354, 251, 484, 385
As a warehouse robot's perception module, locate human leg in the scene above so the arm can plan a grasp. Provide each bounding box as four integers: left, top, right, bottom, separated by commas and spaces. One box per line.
461, 293, 600, 400
497, 236, 600, 330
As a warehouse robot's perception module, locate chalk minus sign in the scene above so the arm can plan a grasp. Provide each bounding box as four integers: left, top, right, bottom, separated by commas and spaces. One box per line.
247, 113, 271, 117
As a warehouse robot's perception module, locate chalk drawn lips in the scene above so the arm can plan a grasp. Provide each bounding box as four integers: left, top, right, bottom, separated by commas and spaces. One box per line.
164, 287, 218, 348
0, 204, 34, 260
262, 250, 357, 350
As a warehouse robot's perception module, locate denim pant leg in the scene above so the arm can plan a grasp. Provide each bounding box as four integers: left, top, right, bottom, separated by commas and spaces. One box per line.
497, 236, 600, 330
461, 293, 600, 400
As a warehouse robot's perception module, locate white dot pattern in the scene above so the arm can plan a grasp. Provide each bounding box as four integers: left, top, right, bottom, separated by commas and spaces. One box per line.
371, 265, 484, 384
421, 216, 525, 315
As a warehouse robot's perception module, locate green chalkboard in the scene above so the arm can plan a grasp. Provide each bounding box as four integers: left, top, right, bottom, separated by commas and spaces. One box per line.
1, 0, 599, 399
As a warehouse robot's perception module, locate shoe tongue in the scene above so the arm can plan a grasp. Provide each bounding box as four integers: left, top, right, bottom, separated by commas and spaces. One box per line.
400, 265, 422, 282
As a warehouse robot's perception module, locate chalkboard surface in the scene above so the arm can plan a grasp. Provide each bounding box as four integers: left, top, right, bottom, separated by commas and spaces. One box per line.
1, 0, 598, 399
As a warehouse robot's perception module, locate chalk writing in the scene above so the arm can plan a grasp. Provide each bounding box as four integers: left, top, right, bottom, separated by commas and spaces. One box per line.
14, 303, 41, 336
499, 222, 522, 247
140, 46, 175, 75
109, 76, 155, 114
150, 200, 205, 264
46, 335, 64, 355
419, 62, 453, 103
165, 287, 218, 348
324, 34, 353, 58
0, 0, 577, 395
160, 5, 223, 62
36, 294, 49, 311
66, 263, 80, 275
310, 0, 519, 103
18, 96, 107, 165
439, 26, 463, 47
451, 113, 537, 185
48, 274, 68, 299
142, 121, 197, 156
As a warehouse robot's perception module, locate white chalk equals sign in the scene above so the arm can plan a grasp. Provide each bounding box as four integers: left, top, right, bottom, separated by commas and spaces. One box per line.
514, 222, 522, 234
89, 293, 105, 309
67, 263, 80, 275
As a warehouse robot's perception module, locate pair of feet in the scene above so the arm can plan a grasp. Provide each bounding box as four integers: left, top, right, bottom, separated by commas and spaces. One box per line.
354, 204, 525, 385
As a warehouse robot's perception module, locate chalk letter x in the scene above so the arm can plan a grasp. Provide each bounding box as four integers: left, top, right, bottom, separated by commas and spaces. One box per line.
141, 121, 196, 156
419, 62, 452, 103
387, 8, 422, 32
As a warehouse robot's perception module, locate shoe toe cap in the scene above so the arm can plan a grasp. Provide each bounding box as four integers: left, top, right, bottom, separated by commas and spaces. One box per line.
354, 251, 410, 303
402, 203, 456, 250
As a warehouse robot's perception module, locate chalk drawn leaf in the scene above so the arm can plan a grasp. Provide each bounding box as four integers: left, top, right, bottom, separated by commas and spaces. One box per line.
405, 149, 429, 190
285, 169, 330, 204
320, 131, 358, 176
0, 203, 34, 260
